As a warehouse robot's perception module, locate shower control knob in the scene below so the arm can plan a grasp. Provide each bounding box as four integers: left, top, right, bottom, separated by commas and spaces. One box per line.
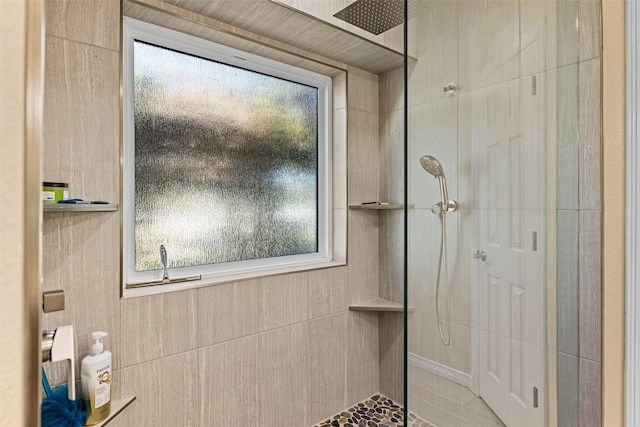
473, 250, 487, 261
443, 83, 457, 94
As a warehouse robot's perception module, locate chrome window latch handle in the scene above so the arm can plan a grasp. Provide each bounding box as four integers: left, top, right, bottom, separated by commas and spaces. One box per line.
160, 244, 170, 283
473, 250, 487, 261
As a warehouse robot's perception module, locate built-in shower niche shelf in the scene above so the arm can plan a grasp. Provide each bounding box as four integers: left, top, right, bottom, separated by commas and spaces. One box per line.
349, 298, 412, 313
93, 396, 136, 427
43, 203, 118, 213
348, 203, 405, 210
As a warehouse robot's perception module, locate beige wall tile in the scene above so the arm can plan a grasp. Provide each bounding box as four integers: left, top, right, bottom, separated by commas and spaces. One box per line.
449, 209, 473, 328
308, 313, 348, 425
333, 208, 348, 263
46, 0, 120, 51
579, 0, 602, 62
347, 211, 380, 305
579, 210, 601, 362
347, 67, 378, 113
379, 212, 404, 303
307, 267, 347, 319
407, 209, 438, 318
407, 313, 437, 364
378, 99, 404, 306
578, 358, 601, 427
432, 322, 471, 374
333, 107, 348, 210
42, 0, 121, 389
333, 71, 347, 111
579, 58, 602, 210
43, 37, 119, 201
557, 64, 580, 210
259, 272, 309, 331
197, 279, 261, 347
346, 311, 379, 406
42, 212, 121, 384
457, 90, 481, 210
347, 109, 379, 205
458, 0, 520, 90
379, 109, 404, 203
379, 313, 404, 404
407, 97, 458, 210
557, 210, 580, 357
120, 290, 198, 367
112, 351, 199, 427
257, 323, 311, 425
199, 335, 259, 426
519, 0, 561, 75
408, 0, 458, 104
273, 0, 403, 53
557, 0, 580, 67
379, 67, 404, 114
557, 352, 579, 426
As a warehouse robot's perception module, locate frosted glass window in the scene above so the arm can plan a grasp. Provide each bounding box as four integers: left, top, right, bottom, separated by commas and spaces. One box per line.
122, 19, 332, 286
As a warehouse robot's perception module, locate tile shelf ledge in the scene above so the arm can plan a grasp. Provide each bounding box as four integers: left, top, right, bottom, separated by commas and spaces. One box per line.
349, 298, 413, 313
348, 204, 406, 210
43, 203, 118, 213
93, 396, 136, 427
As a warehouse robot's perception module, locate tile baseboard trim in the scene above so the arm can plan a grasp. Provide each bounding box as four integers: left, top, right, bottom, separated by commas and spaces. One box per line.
408, 352, 471, 389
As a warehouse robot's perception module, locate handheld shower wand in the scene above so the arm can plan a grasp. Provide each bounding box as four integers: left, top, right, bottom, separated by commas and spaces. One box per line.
419, 155, 458, 213
420, 155, 457, 346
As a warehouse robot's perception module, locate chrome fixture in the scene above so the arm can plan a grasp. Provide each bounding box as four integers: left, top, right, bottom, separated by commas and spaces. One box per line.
41, 330, 55, 363
443, 83, 457, 94
41, 325, 77, 399
126, 244, 201, 288
42, 290, 65, 313
160, 244, 170, 284
420, 155, 459, 346
420, 155, 458, 212
473, 250, 487, 261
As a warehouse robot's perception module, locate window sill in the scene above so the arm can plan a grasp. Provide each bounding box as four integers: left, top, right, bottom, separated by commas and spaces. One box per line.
122, 260, 346, 298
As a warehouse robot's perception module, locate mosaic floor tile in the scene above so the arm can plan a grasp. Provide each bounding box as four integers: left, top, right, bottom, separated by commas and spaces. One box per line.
312, 394, 436, 427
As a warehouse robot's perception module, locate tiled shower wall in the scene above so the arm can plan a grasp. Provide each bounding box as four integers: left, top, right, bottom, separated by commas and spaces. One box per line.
378, 66, 406, 404
41, 1, 388, 425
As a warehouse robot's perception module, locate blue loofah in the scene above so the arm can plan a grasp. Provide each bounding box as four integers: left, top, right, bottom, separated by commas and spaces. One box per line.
41, 368, 88, 427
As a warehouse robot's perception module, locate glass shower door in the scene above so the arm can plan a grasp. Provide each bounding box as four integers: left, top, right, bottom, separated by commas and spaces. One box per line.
404, 1, 598, 426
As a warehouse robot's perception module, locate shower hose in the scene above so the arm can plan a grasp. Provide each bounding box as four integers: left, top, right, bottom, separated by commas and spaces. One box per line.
435, 208, 451, 346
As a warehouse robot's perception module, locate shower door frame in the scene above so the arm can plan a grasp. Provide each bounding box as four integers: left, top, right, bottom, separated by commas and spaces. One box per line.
626, 1, 640, 426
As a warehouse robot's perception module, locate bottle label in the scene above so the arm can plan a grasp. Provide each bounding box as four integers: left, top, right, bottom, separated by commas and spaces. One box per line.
95, 369, 111, 408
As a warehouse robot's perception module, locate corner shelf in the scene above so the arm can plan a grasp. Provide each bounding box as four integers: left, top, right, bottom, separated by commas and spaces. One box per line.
349, 204, 404, 210
93, 396, 136, 427
349, 298, 413, 313
43, 204, 118, 213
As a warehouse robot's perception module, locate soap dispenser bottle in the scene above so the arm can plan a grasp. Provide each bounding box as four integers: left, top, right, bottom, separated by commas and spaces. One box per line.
81, 331, 112, 425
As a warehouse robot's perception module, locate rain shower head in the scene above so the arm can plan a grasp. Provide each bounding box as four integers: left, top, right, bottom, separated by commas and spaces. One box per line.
333, 0, 424, 35
420, 155, 457, 212
420, 155, 445, 178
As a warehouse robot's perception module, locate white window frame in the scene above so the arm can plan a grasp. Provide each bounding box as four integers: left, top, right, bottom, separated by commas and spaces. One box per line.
122, 18, 332, 291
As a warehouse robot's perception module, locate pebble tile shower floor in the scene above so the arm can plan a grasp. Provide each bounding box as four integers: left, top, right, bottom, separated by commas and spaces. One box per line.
313, 395, 435, 427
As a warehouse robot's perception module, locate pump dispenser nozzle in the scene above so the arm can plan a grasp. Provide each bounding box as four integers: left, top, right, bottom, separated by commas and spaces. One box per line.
90, 331, 107, 356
